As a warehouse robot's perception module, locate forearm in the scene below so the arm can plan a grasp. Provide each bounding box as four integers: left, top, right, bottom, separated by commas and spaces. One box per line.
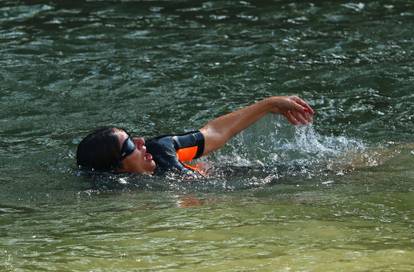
199, 98, 273, 155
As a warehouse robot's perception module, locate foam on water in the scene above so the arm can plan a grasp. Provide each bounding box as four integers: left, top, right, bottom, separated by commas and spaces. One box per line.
210, 115, 366, 179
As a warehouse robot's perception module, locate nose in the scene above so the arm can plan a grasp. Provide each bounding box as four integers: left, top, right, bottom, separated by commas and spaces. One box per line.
133, 137, 145, 150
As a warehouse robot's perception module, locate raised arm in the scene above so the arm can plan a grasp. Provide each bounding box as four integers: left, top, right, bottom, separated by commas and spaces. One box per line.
199, 96, 315, 156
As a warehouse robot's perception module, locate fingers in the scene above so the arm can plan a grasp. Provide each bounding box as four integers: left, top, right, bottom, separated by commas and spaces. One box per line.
291, 96, 315, 115
284, 111, 300, 125
292, 111, 312, 125
291, 111, 310, 125
284, 110, 313, 125
291, 102, 308, 114
273, 96, 315, 125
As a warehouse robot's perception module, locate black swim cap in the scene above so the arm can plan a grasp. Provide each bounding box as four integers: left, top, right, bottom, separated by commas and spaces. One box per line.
76, 127, 121, 171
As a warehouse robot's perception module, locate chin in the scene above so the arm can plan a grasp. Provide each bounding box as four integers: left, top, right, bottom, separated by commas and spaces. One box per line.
145, 161, 156, 173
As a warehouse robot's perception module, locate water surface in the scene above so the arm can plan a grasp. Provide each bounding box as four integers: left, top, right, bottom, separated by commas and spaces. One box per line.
1, 0, 413, 271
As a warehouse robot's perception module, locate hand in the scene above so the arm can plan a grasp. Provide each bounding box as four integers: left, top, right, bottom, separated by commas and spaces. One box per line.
268, 96, 315, 125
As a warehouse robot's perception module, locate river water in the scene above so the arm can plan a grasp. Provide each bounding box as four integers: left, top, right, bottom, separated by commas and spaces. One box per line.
1, 0, 413, 271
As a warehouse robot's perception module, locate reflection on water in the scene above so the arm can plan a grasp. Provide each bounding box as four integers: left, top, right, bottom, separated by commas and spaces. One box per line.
1, 0, 414, 271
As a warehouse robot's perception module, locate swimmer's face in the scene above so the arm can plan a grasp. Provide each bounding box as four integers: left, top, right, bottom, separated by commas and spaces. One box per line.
114, 129, 156, 174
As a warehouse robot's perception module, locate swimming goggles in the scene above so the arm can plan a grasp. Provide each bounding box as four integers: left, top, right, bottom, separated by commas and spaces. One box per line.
120, 137, 136, 160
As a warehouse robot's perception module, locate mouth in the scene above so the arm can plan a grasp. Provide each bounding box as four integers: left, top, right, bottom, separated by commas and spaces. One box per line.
144, 152, 153, 161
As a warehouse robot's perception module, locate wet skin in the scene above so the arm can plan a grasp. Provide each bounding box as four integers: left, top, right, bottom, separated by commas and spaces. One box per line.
114, 129, 156, 174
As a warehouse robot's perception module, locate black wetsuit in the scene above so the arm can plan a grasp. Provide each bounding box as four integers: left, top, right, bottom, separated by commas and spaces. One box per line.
146, 131, 205, 175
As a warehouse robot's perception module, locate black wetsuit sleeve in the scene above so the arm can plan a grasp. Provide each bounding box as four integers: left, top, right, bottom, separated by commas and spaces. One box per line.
146, 131, 205, 175
172, 131, 205, 161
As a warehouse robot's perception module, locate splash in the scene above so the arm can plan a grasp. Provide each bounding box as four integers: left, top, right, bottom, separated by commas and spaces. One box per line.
284, 125, 365, 161
211, 115, 366, 179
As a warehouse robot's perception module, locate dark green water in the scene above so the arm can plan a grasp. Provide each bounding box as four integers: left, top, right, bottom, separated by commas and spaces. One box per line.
1, 0, 413, 271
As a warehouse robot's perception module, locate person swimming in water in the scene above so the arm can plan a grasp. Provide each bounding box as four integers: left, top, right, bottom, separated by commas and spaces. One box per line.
76, 96, 315, 175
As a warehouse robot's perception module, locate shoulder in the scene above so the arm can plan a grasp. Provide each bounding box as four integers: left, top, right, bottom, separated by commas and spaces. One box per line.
147, 134, 174, 147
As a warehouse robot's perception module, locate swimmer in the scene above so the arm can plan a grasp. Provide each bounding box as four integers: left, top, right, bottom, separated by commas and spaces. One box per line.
76, 96, 315, 175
